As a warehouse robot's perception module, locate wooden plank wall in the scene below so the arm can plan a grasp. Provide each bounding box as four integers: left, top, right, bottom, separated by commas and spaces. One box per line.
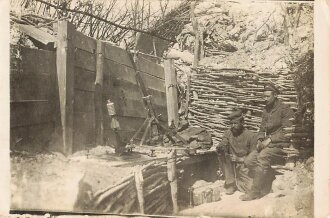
102, 42, 168, 146
67, 23, 168, 152
10, 22, 168, 154
10, 46, 57, 152
71, 30, 97, 152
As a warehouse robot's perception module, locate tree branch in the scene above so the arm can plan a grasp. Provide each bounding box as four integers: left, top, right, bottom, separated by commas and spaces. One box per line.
31, 0, 176, 42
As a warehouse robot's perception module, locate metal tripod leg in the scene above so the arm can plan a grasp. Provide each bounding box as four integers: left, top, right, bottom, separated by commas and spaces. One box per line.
129, 117, 150, 145
139, 117, 153, 146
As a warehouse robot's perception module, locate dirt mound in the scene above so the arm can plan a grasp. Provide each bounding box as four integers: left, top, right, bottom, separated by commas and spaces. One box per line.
172, 1, 313, 78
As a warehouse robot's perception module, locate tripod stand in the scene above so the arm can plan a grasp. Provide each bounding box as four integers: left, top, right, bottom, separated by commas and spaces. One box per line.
125, 48, 187, 151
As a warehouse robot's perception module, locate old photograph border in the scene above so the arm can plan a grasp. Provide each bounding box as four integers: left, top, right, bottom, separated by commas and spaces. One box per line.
1, 0, 329, 217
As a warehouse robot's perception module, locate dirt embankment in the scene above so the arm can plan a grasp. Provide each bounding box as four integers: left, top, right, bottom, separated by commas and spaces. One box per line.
171, 1, 313, 82
10, 147, 140, 212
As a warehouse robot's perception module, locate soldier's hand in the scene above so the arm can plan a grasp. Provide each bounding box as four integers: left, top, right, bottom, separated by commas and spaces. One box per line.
230, 154, 237, 162
216, 145, 225, 153
230, 155, 244, 163
261, 138, 271, 146
257, 140, 265, 152
237, 157, 245, 163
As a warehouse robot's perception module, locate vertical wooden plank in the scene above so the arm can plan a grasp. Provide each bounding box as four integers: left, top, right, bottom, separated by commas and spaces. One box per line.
56, 21, 75, 155
164, 59, 179, 128
95, 40, 105, 145
167, 149, 178, 214
135, 168, 145, 214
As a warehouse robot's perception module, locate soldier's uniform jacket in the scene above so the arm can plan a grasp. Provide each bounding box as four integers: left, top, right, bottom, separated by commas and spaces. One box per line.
259, 99, 294, 146
219, 128, 258, 157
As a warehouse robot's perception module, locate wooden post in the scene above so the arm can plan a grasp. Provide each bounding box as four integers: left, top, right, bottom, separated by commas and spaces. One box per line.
185, 1, 200, 118
95, 40, 105, 145
135, 168, 145, 214
56, 21, 75, 155
164, 59, 179, 128
167, 149, 178, 214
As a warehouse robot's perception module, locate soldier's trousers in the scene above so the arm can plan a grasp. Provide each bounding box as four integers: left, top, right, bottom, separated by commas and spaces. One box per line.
218, 153, 254, 193
244, 147, 284, 194
218, 152, 236, 186
218, 147, 283, 193
245, 147, 285, 170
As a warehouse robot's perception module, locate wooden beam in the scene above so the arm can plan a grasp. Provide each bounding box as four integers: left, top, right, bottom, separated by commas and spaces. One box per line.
18, 24, 55, 46
167, 149, 178, 214
55, 21, 75, 155
185, 1, 200, 118
135, 168, 145, 214
95, 40, 105, 145
164, 59, 179, 128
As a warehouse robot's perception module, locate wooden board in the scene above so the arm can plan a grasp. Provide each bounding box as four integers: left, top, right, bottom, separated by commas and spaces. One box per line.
113, 97, 147, 118
73, 111, 95, 151
103, 43, 165, 79
10, 72, 52, 101
10, 101, 54, 127
20, 47, 56, 75
10, 122, 55, 151
104, 43, 133, 68
104, 59, 165, 93
136, 33, 169, 59
75, 49, 96, 72
18, 24, 55, 46
74, 89, 95, 113
136, 56, 165, 80
108, 79, 167, 107
73, 30, 97, 54
74, 68, 96, 92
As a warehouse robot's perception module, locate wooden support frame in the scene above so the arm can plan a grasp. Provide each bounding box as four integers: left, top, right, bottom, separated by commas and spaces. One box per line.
55, 21, 75, 155
164, 59, 179, 128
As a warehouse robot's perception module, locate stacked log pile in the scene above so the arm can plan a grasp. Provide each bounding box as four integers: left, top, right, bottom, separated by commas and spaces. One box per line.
188, 66, 313, 151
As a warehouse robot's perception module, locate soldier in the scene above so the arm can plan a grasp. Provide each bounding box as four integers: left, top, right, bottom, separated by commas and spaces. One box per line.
216, 109, 260, 195
240, 83, 295, 201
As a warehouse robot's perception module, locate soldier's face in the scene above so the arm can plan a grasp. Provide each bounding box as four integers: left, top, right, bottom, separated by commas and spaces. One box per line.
231, 119, 244, 131
263, 91, 276, 106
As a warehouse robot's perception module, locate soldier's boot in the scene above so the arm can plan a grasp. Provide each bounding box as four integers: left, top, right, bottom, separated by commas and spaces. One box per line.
261, 169, 276, 195
240, 168, 266, 201
225, 184, 237, 195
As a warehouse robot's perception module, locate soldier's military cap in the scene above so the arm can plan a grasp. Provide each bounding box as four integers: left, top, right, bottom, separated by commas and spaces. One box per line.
228, 109, 244, 121
264, 83, 280, 94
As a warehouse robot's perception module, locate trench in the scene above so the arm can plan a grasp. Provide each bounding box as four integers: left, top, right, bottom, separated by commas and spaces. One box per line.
71, 151, 220, 215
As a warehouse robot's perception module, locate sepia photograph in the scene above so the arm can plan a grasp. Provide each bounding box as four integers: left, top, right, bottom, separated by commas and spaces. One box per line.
6, 0, 318, 217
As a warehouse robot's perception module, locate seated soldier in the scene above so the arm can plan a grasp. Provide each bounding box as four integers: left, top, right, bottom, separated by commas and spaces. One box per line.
216, 109, 260, 195
240, 83, 295, 201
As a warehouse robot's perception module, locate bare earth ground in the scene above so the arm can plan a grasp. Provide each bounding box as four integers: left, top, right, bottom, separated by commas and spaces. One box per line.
180, 161, 314, 218
10, 146, 313, 217
10, 146, 164, 212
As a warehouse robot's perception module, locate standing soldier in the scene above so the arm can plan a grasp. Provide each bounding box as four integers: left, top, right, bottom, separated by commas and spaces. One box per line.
240, 83, 295, 201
